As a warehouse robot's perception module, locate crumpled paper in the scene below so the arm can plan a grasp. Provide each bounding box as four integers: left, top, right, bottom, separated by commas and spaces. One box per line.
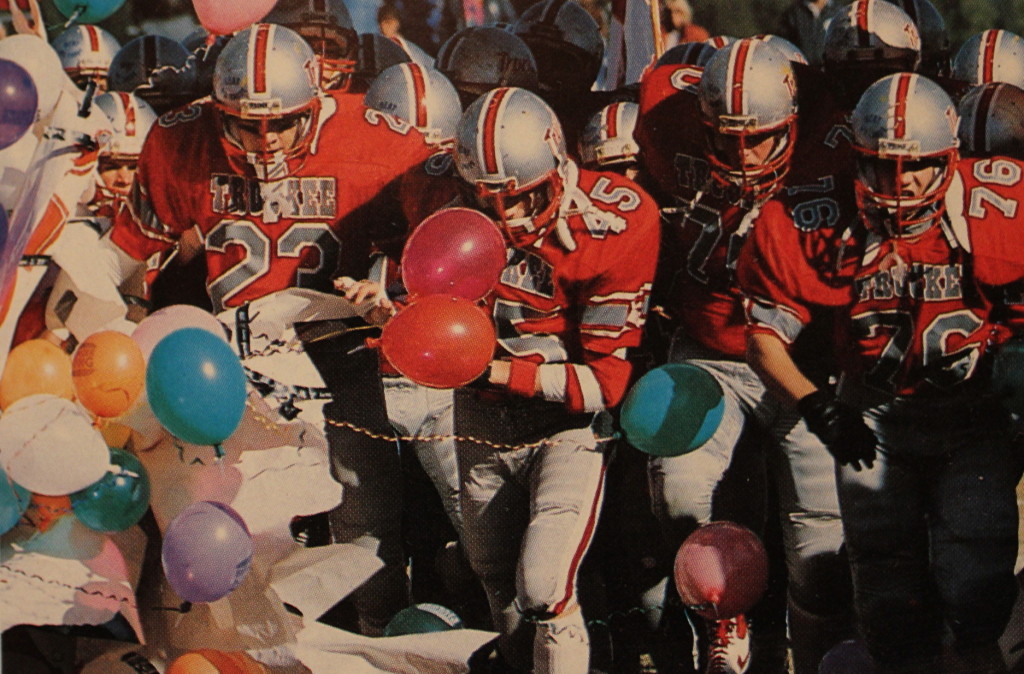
0, 520, 146, 639
295, 622, 498, 674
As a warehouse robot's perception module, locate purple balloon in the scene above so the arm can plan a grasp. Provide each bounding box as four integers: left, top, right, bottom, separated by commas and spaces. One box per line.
131, 304, 228, 360
0, 59, 36, 151
161, 500, 252, 603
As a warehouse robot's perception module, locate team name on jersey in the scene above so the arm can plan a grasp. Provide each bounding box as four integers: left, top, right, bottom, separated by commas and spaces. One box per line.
209, 174, 338, 223
673, 153, 746, 205
501, 248, 555, 298
855, 263, 963, 302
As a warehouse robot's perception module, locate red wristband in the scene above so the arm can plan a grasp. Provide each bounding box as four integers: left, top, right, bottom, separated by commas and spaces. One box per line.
507, 359, 540, 397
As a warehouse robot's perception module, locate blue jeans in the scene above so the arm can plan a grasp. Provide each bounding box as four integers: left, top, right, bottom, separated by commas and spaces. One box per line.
838, 392, 1021, 667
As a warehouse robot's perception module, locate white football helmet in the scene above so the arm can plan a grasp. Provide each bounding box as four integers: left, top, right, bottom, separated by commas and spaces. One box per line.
851, 73, 959, 236
823, 0, 921, 73
952, 30, 1024, 90
214, 23, 322, 181
92, 91, 157, 205
364, 62, 462, 147
455, 87, 568, 247
698, 38, 798, 200
578, 101, 640, 172
752, 34, 808, 65
52, 24, 121, 92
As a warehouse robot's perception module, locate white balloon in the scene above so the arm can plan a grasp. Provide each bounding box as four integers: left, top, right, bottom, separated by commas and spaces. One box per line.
0, 36, 65, 122
0, 394, 111, 495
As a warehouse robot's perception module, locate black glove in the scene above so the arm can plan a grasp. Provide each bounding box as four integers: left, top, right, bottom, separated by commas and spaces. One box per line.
798, 390, 877, 470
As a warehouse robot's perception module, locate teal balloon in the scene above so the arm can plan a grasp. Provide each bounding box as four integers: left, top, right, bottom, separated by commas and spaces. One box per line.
146, 327, 247, 446
0, 470, 30, 535
53, 0, 126, 23
384, 603, 465, 636
70, 448, 150, 532
992, 337, 1024, 416
620, 364, 725, 457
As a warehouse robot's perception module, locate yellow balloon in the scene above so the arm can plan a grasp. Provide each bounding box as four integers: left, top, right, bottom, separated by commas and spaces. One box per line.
0, 339, 74, 410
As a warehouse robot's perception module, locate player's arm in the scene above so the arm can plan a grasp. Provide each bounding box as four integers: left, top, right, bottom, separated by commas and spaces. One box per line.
490, 197, 661, 413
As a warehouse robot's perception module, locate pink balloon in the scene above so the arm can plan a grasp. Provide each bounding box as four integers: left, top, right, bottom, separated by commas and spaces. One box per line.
192, 0, 277, 35
402, 208, 507, 302
673, 521, 768, 620
131, 304, 228, 360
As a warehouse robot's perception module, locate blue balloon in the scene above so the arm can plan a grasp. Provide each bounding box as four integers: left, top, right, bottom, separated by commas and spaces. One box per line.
146, 327, 247, 447
993, 337, 1024, 416
53, 0, 126, 24
70, 448, 150, 532
620, 364, 725, 457
0, 469, 30, 535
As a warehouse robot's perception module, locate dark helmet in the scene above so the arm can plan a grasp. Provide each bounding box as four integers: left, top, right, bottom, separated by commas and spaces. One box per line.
957, 82, 1024, 160
264, 0, 359, 90
350, 33, 412, 92
107, 35, 197, 114
655, 40, 717, 68
437, 26, 539, 108
884, 0, 951, 77
512, 0, 604, 96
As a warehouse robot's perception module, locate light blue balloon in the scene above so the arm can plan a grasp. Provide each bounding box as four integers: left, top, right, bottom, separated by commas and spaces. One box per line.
146, 327, 247, 447
0, 470, 30, 535
620, 364, 725, 457
53, 0, 126, 24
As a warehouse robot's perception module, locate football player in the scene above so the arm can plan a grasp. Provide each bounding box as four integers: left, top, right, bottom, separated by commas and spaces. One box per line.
451, 86, 659, 673
952, 29, 1024, 91
740, 72, 1024, 672
57, 24, 436, 638
640, 38, 854, 674
263, 0, 359, 92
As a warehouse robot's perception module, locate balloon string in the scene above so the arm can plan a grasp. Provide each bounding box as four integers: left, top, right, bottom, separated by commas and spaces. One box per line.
61, 5, 85, 28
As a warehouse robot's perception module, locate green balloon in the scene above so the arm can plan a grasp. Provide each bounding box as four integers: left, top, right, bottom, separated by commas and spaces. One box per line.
620, 363, 726, 457
70, 447, 150, 533
384, 603, 465, 636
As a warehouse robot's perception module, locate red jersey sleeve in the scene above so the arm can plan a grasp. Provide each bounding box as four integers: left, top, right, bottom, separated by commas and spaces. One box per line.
954, 158, 1024, 287
738, 199, 853, 344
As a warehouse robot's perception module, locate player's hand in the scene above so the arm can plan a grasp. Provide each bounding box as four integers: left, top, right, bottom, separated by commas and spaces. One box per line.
798, 390, 877, 470
334, 277, 395, 326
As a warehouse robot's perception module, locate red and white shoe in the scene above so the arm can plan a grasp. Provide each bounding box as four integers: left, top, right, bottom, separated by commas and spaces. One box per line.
706, 614, 751, 673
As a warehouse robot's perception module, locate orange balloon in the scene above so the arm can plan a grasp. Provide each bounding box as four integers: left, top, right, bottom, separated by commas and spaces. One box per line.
168, 650, 268, 674
72, 331, 146, 418
0, 339, 74, 410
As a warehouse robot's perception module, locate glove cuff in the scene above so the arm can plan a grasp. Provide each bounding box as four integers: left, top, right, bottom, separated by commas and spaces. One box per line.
797, 389, 832, 419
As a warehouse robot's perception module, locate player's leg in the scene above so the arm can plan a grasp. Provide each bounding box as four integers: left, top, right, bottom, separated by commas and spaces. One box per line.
518, 425, 609, 674
836, 429, 941, 671
770, 408, 854, 674
930, 405, 1019, 671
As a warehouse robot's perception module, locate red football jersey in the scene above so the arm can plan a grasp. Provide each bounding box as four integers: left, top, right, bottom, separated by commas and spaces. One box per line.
111, 93, 433, 311
740, 157, 1024, 397
483, 167, 660, 412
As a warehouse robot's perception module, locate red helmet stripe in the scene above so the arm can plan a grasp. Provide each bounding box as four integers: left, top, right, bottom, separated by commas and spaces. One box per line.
253, 24, 271, 95
407, 63, 428, 128
730, 39, 752, 115
482, 88, 510, 175
893, 73, 912, 139
982, 30, 998, 83
86, 25, 100, 52
118, 92, 137, 137
605, 102, 619, 140
974, 83, 1001, 152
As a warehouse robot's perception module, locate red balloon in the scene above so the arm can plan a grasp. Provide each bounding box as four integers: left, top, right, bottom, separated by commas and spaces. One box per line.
402, 207, 507, 301
673, 521, 768, 620
380, 295, 496, 388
